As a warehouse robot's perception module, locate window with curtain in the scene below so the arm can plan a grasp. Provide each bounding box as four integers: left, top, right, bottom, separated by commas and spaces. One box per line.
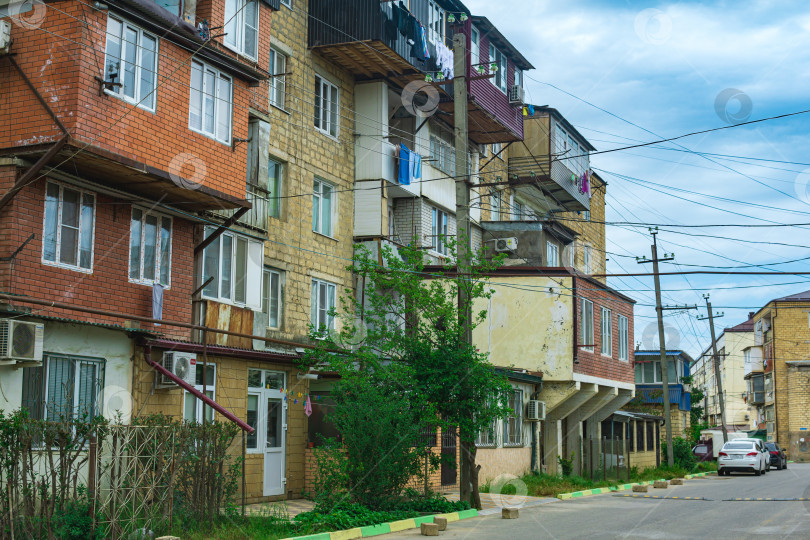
42, 182, 95, 272
129, 208, 172, 286
104, 16, 158, 111
21, 355, 105, 421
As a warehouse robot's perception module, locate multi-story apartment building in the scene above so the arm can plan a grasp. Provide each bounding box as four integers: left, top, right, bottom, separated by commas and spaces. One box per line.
692, 314, 754, 431
629, 350, 693, 440
745, 290, 810, 459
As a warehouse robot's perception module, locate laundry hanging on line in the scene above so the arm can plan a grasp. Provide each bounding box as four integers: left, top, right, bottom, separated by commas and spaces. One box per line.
434, 40, 454, 80
398, 143, 422, 186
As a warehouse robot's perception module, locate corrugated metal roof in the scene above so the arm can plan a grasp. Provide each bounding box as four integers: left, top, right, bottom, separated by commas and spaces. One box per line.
2, 310, 159, 335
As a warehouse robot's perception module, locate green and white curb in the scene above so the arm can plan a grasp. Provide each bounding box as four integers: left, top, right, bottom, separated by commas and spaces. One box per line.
556, 472, 716, 501
281, 509, 478, 540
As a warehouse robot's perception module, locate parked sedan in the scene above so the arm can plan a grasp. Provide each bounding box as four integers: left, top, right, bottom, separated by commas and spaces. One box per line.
717, 440, 769, 476
765, 442, 788, 470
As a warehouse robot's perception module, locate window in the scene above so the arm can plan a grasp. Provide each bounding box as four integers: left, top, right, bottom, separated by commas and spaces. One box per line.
491, 142, 502, 157
313, 178, 335, 236
646, 421, 653, 451
634, 359, 679, 384
201, 227, 263, 309
470, 26, 480, 66
618, 315, 629, 361
104, 16, 158, 111
311, 278, 336, 332
224, 0, 258, 59
546, 241, 559, 266
427, 0, 445, 44
184, 363, 216, 423
268, 158, 283, 218
246, 369, 285, 451
581, 298, 593, 351
43, 182, 95, 272
269, 48, 287, 108
513, 201, 523, 220
21, 354, 105, 421
280, 0, 290, 6
490, 190, 501, 221
262, 267, 283, 329
152, 0, 181, 16
627, 421, 634, 451
567, 243, 575, 267
189, 60, 233, 144
129, 208, 171, 286
583, 245, 591, 273
600, 307, 612, 356
314, 75, 339, 137
476, 416, 497, 447
430, 135, 455, 176
431, 207, 449, 255
514, 68, 522, 88
503, 388, 522, 446
488, 43, 507, 93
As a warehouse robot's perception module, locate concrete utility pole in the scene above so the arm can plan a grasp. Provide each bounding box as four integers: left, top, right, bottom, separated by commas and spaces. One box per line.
637, 228, 675, 467
452, 32, 474, 505
699, 294, 727, 444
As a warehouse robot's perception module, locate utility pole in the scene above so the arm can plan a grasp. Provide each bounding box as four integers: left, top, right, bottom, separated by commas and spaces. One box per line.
637, 228, 675, 466
698, 294, 727, 444
452, 32, 474, 505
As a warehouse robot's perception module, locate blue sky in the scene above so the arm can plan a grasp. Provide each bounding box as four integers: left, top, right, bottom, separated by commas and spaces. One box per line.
465, 0, 810, 357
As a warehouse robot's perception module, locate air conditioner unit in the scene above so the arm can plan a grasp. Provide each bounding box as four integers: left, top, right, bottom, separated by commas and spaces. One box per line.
495, 237, 518, 252
508, 85, 524, 104
526, 400, 546, 422
158, 351, 197, 388
0, 21, 11, 55
744, 414, 750, 421
0, 319, 44, 365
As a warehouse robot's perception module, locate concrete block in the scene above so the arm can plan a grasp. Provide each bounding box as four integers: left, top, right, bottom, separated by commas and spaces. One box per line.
653, 480, 668, 489
502, 507, 519, 519
632, 484, 648, 493
421, 522, 439, 536
433, 516, 448, 531
670, 478, 684, 485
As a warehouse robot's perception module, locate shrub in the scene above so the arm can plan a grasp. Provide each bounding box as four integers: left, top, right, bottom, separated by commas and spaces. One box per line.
294, 503, 419, 532
394, 490, 470, 513
557, 452, 575, 477
662, 437, 697, 471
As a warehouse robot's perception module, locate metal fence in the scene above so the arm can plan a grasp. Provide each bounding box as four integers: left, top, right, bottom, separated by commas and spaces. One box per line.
582, 437, 631, 482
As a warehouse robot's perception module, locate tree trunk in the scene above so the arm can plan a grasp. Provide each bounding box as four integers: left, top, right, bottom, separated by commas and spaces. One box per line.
472, 464, 482, 510
459, 438, 472, 506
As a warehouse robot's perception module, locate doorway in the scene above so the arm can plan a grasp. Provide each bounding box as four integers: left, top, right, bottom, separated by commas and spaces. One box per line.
247, 369, 287, 497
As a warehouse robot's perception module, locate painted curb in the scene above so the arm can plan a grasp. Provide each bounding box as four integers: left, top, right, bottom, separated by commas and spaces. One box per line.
280, 509, 479, 540
684, 471, 717, 479
556, 471, 718, 500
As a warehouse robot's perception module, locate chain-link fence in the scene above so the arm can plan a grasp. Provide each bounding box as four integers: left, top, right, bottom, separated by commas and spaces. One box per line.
583, 437, 631, 482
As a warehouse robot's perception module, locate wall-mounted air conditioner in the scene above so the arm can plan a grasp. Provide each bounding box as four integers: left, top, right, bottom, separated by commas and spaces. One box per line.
508, 85, 525, 104
158, 351, 197, 388
495, 237, 518, 252
0, 319, 44, 365
526, 400, 546, 421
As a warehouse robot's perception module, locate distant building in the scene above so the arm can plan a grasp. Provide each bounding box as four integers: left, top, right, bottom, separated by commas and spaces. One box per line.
627, 350, 693, 440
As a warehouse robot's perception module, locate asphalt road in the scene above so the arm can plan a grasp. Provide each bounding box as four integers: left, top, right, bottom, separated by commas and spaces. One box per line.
384, 463, 810, 539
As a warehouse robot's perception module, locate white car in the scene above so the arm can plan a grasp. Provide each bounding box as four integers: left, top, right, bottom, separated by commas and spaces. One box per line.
717, 439, 769, 476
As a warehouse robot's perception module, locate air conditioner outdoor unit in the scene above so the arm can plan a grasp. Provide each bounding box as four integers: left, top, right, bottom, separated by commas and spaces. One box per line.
526, 400, 546, 422
495, 237, 518, 252
158, 351, 197, 388
508, 85, 525, 104
0, 319, 44, 365
0, 21, 11, 55
744, 414, 750, 421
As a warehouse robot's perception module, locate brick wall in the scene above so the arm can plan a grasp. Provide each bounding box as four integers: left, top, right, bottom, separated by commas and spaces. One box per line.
0, 168, 192, 337
574, 275, 635, 384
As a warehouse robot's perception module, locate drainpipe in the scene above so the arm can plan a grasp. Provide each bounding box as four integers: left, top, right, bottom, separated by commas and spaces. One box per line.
143, 344, 254, 433
530, 384, 541, 472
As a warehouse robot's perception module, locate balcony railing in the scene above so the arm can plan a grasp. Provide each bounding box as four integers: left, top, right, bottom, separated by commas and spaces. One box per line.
507, 155, 591, 212
746, 391, 765, 405
211, 182, 269, 231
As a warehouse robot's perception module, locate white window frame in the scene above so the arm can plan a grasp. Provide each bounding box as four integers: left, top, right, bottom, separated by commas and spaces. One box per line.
103, 15, 159, 112
618, 315, 629, 362
488, 43, 507, 93
431, 207, 449, 255
490, 190, 501, 221
513, 200, 523, 220
313, 178, 335, 237
311, 278, 337, 333
427, 0, 445, 44
470, 25, 480, 66
246, 369, 286, 453
567, 242, 575, 267
23, 354, 105, 422
262, 267, 283, 329
583, 245, 592, 273
42, 181, 96, 273
581, 298, 594, 352
201, 226, 263, 310
430, 135, 455, 176
269, 47, 287, 109
601, 307, 612, 357
189, 59, 233, 144
492, 142, 502, 158
546, 241, 559, 267
223, 0, 259, 60
503, 388, 523, 447
128, 207, 172, 287
280, 0, 290, 7
314, 74, 339, 138
267, 157, 283, 219
476, 414, 498, 448
514, 68, 522, 88
184, 363, 216, 423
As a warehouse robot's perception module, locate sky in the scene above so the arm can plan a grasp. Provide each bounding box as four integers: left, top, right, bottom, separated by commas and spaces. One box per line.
464, 0, 810, 359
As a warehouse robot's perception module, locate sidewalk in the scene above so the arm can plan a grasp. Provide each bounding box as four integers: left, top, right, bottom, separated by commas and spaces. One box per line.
244, 498, 315, 518
440, 490, 559, 516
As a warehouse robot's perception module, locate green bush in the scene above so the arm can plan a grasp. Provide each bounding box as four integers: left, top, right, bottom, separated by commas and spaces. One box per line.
662, 437, 697, 471
294, 503, 419, 532
557, 452, 575, 477
394, 490, 470, 513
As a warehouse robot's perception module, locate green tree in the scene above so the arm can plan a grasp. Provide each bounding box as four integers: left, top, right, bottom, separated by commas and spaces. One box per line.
304, 238, 512, 509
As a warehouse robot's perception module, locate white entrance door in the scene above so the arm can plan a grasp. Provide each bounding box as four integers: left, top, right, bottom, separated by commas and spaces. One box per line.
263, 393, 286, 496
